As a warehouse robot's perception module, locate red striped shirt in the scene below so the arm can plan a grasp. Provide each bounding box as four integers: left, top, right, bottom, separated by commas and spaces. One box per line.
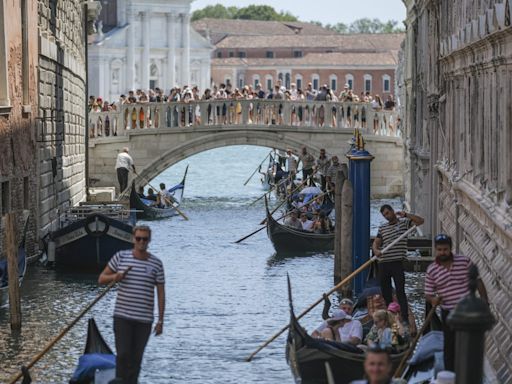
425, 254, 472, 310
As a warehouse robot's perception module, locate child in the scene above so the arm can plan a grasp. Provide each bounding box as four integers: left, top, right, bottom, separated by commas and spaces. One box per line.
365, 309, 394, 349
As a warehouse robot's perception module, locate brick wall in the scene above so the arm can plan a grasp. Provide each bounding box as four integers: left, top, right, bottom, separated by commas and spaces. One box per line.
37, 0, 87, 235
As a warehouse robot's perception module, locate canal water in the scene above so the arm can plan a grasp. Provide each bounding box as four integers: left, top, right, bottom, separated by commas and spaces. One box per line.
0, 146, 426, 383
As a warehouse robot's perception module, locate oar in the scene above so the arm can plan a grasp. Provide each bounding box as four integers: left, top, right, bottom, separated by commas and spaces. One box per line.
393, 304, 438, 378
243, 151, 272, 186
248, 166, 304, 207
235, 191, 329, 244
8, 267, 132, 384
244, 225, 418, 362
259, 169, 319, 225
134, 171, 189, 221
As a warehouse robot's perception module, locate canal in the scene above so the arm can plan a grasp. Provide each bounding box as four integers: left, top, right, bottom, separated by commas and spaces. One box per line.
0, 146, 426, 383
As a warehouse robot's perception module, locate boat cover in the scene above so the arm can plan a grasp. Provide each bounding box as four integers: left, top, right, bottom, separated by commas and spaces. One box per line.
407, 331, 444, 366
70, 353, 116, 382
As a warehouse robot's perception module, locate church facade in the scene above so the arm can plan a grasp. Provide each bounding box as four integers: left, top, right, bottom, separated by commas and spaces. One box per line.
88, 0, 213, 100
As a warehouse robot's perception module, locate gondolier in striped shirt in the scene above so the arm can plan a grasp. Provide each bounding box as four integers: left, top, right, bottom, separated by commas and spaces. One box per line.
98, 225, 165, 384
372, 205, 424, 327
425, 234, 488, 372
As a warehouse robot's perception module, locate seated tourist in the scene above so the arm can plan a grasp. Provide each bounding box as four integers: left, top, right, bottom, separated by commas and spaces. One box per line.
386, 302, 413, 348
159, 183, 174, 207
313, 211, 331, 234
365, 310, 394, 350
283, 210, 302, 230
146, 188, 157, 202
137, 186, 146, 199
312, 309, 362, 346
299, 212, 314, 232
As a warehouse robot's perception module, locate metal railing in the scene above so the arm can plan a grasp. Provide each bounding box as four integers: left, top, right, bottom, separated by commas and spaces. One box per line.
88, 100, 400, 139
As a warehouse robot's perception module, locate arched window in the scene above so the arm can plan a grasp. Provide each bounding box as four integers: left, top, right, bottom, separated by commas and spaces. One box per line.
149, 62, 159, 90
224, 77, 232, 87
329, 74, 338, 91
345, 74, 354, 91
265, 74, 273, 91
312, 74, 320, 90
295, 74, 303, 90
285, 73, 291, 89
238, 75, 244, 89
253, 74, 260, 88
382, 74, 391, 93
364, 74, 372, 93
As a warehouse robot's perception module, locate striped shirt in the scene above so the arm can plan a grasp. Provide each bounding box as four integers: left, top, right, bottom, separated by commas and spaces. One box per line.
425, 254, 472, 310
108, 249, 165, 323
376, 217, 412, 263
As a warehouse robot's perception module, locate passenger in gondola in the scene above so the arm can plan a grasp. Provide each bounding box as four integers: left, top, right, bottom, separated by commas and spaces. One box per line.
310, 195, 324, 212
313, 211, 331, 234
387, 302, 416, 340
312, 309, 362, 346
145, 188, 158, 206
137, 186, 146, 199
364, 310, 394, 350
159, 183, 173, 207
299, 212, 314, 232
284, 210, 302, 230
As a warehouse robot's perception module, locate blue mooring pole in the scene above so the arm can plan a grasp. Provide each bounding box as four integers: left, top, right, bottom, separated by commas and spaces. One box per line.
346, 130, 374, 296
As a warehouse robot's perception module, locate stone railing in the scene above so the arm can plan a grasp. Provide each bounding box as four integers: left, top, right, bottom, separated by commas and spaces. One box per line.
88, 100, 400, 139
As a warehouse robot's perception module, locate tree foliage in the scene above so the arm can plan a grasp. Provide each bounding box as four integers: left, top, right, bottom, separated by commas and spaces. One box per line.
191, 4, 298, 22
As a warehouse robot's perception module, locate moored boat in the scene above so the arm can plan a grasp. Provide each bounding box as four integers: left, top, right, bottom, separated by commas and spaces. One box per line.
48, 204, 135, 271
130, 166, 188, 220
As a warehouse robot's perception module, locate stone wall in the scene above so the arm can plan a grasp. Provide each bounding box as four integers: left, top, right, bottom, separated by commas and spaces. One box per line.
401, 0, 512, 381
0, 0, 39, 259
37, 0, 87, 235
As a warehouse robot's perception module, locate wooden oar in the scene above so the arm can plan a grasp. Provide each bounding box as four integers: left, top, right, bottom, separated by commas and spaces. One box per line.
244, 225, 418, 362
393, 304, 438, 378
259, 169, 319, 225
235, 191, 329, 244
134, 171, 189, 221
243, 151, 272, 186
7, 267, 132, 384
248, 165, 304, 207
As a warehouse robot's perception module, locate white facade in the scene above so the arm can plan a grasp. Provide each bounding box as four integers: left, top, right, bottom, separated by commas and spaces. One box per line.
88, 0, 213, 100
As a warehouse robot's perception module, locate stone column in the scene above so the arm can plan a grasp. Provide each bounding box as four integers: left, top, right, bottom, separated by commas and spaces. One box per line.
126, 7, 135, 91
181, 13, 190, 85
167, 12, 176, 88
141, 11, 150, 90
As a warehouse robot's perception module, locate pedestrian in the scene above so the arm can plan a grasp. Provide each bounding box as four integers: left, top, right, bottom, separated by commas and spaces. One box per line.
372, 205, 424, 327
425, 234, 488, 372
299, 146, 315, 185
98, 225, 165, 384
115, 147, 135, 193
349, 347, 406, 384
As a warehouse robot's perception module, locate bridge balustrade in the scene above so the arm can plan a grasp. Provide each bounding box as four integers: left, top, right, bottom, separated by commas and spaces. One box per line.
88, 100, 400, 140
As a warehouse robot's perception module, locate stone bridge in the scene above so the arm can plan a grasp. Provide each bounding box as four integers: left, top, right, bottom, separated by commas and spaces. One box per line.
88, 100, 404, 198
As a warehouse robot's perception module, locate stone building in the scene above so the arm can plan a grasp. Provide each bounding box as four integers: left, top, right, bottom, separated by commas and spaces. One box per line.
194, 18, 403, 95
0, 0, 39, 258
88, 0, 213, 101
37, 0, 90, 237
400, 0, 512, 381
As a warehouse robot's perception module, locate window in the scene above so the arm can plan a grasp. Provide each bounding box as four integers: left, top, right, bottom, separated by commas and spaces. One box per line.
312, 74, 320, 90
295, 74, 303, 90
383, 74, 391, 93
238, 76, 244, 88
253, 75, 260, 88
228, 51, 234, 58
329, 74, 337, 91
238, 51, 246, 58
345, 74, 354, 90
293, 50, 303, 58
225, 77, 231, 87
265, 75, 273, 91
1, 181, 10, 215
266, 51, 274, 58
23, 177, 28, 210
0, 1, 10, 111
285, 73, 291, 89
364, 74, 372, 93
216, 51, 222, 58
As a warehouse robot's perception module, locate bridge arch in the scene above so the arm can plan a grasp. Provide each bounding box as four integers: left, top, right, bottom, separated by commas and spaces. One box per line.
132, 129, 324, 188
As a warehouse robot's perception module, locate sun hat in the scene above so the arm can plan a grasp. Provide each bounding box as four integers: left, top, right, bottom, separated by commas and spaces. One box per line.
387, 302, 401, 313
340, 298, 354, 306
327, 309, 352, 322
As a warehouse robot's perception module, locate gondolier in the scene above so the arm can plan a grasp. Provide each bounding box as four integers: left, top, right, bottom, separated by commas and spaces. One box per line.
115, 147, 136, 193
98, 225, 165, 384
372, 205, 424, 326
299, 146, 315, 186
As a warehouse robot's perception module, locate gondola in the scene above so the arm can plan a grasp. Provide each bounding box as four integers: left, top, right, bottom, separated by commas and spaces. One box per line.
70, 318, 116, 383
266, 200, 334, 254
130, 165, 188, 220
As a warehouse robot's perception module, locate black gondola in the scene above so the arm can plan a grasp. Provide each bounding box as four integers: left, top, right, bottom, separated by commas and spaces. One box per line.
266, 200, 334, 254
70, 318, 115, 383
130, 165, 188, 220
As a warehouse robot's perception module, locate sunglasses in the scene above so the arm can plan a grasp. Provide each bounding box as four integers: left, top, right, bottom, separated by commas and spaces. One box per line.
135, 236, 149, 242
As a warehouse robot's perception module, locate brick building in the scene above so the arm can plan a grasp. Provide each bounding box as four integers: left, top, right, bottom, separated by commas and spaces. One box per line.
193, 19, 403, 95
0, 0, 39, 258
400, 0, 512, 381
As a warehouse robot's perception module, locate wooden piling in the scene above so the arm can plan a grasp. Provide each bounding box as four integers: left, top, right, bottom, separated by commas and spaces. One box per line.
340, 178, 353, 298
6, 213, 21, 330
334, 169, 347, 285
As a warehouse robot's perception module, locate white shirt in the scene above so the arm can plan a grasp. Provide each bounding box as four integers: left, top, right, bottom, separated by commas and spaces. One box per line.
286, 154, 298, 172
115, 152, 134, 170
301, 219, 314, 231
315, 319, 363, 343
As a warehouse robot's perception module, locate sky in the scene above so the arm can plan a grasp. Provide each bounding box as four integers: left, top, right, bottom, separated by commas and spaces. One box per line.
191, 0, 407, 26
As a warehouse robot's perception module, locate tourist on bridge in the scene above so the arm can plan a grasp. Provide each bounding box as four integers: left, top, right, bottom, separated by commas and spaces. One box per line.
98, 225, 165, 384
372, 205, 424, 327
299, 146, 315, 185
115, 147, 135, 193
425, 234, 488, 372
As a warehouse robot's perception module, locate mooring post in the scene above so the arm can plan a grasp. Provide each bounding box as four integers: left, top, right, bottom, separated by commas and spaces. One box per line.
6, 212, 21, 330
333, 169, 346, 285
339, 178, 353, 298
346, 130, 374, 295
448, 265, 495, 384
